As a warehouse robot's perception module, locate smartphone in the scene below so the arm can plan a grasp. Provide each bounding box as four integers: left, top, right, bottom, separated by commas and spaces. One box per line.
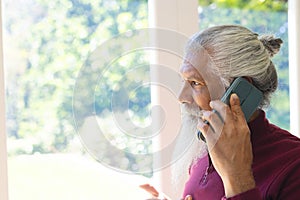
197, 77, 263, 141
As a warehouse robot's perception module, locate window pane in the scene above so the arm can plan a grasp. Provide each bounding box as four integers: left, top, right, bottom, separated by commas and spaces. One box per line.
3, 0, 152, 199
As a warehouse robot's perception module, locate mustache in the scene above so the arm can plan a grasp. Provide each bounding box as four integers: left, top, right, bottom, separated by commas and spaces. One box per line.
180, 103, 204, 117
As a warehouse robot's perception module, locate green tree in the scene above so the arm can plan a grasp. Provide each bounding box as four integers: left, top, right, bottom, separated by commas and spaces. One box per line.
4, 0, 150, 160
198, 0, 288, 11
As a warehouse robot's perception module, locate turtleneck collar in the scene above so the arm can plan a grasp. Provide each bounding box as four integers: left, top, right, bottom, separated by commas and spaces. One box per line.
248, 109, 270, 142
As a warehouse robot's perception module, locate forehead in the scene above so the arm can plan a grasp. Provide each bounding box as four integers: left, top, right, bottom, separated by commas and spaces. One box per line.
180, 62, 203, 80
180, 50, 210, 79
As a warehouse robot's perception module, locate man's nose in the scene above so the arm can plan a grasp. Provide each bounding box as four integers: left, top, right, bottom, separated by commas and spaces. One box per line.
178, 83, 193, 104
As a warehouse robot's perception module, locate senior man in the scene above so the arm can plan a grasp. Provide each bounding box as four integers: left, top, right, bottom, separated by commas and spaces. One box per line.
142, 25, 300, 200
177, 25, 300, 200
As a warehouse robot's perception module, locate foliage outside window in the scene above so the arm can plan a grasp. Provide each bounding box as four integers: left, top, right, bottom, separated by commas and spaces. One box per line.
4, 0, 150, 181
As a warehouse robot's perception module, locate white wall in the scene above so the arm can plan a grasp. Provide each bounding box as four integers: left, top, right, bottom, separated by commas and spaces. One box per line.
0, 0, 9, 198
148, 0, 199, 198
289, 0, 300, 137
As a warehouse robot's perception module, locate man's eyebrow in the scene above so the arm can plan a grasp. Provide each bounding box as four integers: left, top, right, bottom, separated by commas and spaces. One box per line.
180, 60, 206, 80
190, 73, 203, 80
180, 68, 203, 81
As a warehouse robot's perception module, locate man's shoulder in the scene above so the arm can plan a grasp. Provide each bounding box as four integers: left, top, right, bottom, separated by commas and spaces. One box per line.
252, 123, 300, 190
253, 121, 300, 165
269, 123, 300, 145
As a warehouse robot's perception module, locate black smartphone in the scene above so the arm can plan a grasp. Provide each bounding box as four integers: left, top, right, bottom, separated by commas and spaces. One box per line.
197, 77, 263, 141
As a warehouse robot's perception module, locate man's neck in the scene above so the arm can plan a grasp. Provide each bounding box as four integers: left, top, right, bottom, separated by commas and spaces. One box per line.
248, 109, 260, 122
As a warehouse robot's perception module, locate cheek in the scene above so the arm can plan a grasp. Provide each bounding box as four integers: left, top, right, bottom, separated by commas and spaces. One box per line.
192, 87, 211, 110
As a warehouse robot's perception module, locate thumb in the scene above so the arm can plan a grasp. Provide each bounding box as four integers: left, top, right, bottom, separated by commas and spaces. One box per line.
139, 184, 159, 197
184, 195, 192, 200
230, 93, 245, 121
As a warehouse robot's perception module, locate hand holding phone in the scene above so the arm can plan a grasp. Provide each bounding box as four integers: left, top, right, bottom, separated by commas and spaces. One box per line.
197, 77, 263, 141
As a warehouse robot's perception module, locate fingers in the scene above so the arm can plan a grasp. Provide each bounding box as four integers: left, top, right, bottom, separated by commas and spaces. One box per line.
197, 93, 241, 144
197, 119, 209, 135
203, 110, 225, 133
229, 93, 246, 122
206, 93, 243, 126
184, 195, 192, 200
198, 109, 224, 138
197, 116, 219, 147
140, 184, 159, 197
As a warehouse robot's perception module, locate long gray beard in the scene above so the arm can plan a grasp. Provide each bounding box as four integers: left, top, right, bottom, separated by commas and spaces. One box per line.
171, 104, 207, 195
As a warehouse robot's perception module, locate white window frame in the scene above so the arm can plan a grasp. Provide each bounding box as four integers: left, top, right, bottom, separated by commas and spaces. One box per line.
148, 0, 198, 198
0, 0, 9, 199
288, 0, 300, 137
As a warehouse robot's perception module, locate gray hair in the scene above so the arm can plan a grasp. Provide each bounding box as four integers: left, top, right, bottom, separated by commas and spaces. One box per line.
185, 25, 283, 107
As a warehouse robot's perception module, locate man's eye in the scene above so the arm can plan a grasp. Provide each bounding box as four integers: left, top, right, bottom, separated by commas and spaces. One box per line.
191, 81, 201, 86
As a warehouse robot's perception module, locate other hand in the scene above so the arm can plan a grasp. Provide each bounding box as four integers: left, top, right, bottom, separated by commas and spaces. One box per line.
197, 93, 256, 197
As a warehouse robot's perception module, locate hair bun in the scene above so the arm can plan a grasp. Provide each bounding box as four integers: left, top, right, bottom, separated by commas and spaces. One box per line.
259, 35, 283, 57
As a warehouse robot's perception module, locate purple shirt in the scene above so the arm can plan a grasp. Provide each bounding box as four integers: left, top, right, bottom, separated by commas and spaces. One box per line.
183, 110, 300, 199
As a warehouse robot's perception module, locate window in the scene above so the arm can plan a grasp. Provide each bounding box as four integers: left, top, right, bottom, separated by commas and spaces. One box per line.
3, 0, 152, 199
